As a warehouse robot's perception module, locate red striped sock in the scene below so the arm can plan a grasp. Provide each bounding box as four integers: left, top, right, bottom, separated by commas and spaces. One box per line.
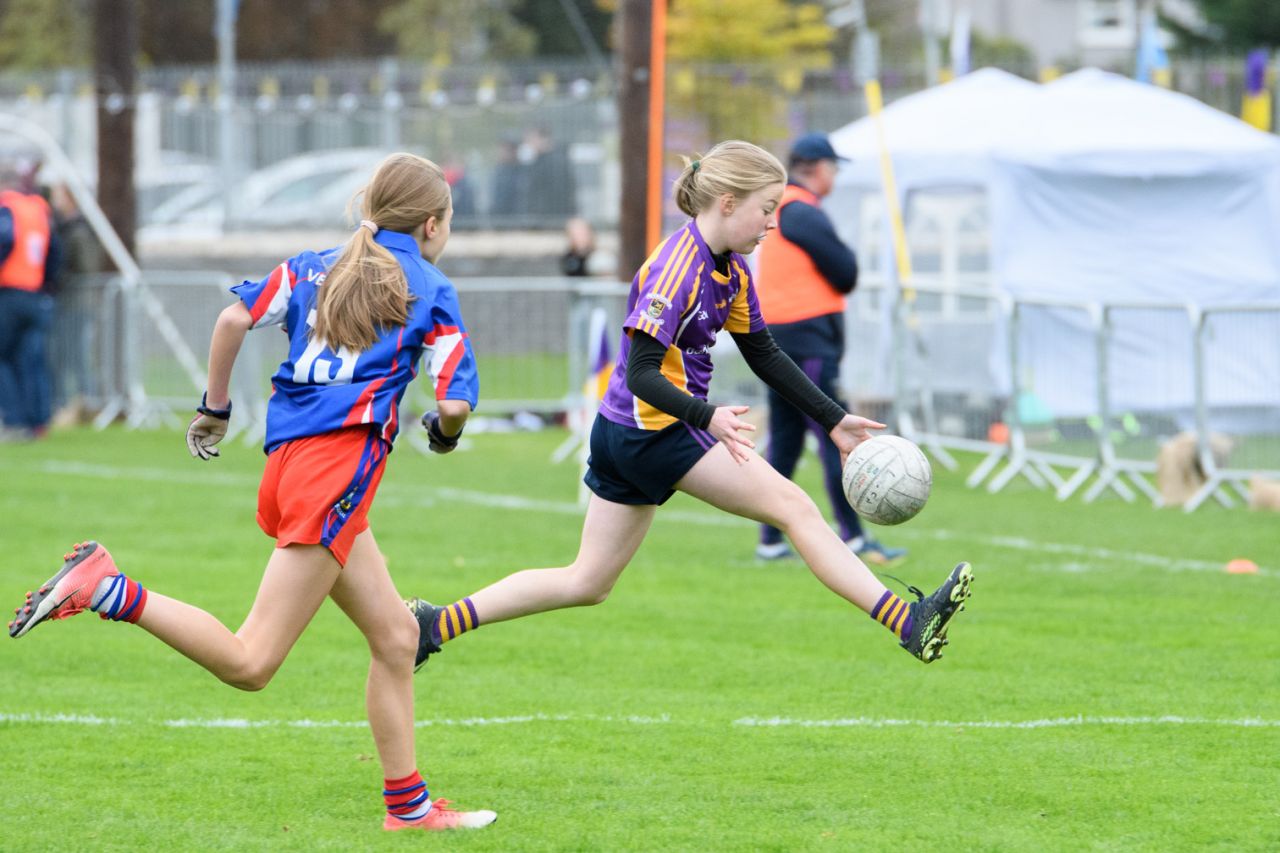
90, 574, 148, 623
383, 770, 431, 821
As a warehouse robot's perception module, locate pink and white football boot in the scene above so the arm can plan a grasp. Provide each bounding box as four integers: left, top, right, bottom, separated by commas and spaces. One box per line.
382, 799, 497, 832
8, 541, 120, 638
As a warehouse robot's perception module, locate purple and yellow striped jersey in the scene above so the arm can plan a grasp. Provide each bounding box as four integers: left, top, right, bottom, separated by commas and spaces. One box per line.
231, 230, 479, 454
599, 220, 765, 430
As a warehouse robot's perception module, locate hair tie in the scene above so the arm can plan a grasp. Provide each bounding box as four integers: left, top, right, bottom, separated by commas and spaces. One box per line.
690, 160, 701, 173
360, 219, 379, 235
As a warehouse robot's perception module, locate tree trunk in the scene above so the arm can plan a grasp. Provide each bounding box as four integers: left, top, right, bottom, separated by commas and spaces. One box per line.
616, 0, 653, 281
93, 0, 137, 264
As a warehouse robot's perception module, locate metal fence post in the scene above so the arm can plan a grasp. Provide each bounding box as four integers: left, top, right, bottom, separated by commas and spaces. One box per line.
379, 57, 401, 150
985, 299, 1038, 492
965, 292, 1013, 489
1183, 304, 1230, 510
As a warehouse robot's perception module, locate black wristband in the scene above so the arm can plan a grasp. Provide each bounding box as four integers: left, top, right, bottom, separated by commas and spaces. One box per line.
422, 411, 462, 447
197, 392, 232, 420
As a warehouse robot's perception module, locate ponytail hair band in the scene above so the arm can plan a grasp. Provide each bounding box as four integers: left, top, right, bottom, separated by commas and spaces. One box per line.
691, 160, 701, 173
360, 219, 380, 235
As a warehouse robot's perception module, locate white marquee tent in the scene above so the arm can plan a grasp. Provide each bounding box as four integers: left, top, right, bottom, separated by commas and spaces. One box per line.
826, 68, 1280, 421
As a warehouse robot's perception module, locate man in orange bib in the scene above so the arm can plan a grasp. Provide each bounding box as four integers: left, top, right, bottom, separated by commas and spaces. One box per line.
0, 162, 60, 440
754, 134, 906, 565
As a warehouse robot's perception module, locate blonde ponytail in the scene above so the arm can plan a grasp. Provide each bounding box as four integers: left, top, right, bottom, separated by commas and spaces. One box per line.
313, 153, 450, 351
671, 140, 785, 217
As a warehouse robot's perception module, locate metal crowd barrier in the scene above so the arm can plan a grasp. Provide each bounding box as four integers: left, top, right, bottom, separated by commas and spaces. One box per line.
880, 285, 1280, 512
1185, 304, 1280, 510
872, 281, 1006, 476
1088, 302, 1197, 506
47, 270, 1280, 513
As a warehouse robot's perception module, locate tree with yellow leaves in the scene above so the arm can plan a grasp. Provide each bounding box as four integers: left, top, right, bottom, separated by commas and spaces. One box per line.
666, 0, 834, 147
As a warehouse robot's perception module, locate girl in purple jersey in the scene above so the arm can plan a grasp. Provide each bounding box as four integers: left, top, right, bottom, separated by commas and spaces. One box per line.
409, 140, 972, 668
8, 154, 495, 833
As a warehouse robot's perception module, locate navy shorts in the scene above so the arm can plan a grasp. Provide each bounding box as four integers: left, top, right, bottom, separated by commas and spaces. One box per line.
584, 414, 717, 505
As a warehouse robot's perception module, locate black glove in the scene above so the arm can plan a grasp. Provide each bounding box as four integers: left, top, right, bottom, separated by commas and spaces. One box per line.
422, 411, 462, 454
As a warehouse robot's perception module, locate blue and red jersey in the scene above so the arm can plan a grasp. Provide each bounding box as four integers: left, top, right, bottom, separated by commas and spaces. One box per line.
599, 219, 765, 430
232, 229, 479, 454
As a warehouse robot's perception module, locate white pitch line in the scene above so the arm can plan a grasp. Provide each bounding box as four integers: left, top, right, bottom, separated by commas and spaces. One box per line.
0, 712, 116, 726
162, 713, 671, 729
18, 459, 1276, 576
2, 711, 1277, 730
894, 528, 1272, 576
733, 715, 1280, 730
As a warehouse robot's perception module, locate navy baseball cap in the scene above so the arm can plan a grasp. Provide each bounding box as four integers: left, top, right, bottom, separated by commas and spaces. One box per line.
789, 133, 848, 163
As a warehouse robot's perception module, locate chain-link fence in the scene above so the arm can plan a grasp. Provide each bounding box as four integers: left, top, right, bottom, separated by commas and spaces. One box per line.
1, 54, 1267, 234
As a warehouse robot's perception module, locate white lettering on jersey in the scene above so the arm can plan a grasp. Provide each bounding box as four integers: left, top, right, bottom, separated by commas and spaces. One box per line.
293, 309, 359, 385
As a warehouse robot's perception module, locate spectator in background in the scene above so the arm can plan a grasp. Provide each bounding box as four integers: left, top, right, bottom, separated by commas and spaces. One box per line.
489, 133, 525, 221
441, 154, 475, 225
559, 216, 595, 277
0, 161, 61, 440
49, 183, 104, 425
753, 133, 906, 565
522, 126, 575, 219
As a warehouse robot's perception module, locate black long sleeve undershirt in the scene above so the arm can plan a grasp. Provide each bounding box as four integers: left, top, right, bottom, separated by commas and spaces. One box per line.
626, 331, 717, 429
731, 328, 846, 431
625, 328, 846, 433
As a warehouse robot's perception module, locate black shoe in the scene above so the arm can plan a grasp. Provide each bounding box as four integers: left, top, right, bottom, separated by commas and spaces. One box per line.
899, 562, 973, 663
406, 597, 443, 672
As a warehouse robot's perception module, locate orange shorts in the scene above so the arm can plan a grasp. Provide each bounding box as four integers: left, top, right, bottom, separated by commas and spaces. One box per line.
256, 426, 389, 567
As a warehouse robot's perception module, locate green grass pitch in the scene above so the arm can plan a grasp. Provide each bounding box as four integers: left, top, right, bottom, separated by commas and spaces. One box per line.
1, 426, 1278, 851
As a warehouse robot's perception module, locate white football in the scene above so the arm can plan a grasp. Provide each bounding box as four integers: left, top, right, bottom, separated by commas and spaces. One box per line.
842, 435, 932, 526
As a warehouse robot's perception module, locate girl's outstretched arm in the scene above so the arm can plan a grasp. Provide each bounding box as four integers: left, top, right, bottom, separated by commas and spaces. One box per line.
205, 301, 254, 408
187, 301, 254, 460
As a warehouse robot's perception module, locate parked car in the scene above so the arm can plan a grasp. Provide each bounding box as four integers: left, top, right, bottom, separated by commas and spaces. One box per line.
136, 153, 218, 221
35, 149, 216, 224
141, 148, 394, 238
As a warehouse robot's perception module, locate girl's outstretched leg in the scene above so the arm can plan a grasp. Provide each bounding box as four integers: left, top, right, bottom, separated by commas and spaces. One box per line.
410, 495, 655, 667
676, 445, 889, 610
10, 540, 342, 690
675, 445, 973, 663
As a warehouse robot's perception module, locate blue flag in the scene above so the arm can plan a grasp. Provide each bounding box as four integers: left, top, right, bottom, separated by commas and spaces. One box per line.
1135, 7, 1169, 86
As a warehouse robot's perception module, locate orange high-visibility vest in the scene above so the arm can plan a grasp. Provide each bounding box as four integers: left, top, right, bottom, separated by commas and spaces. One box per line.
756, 184, 846, 325
0, 190, 52, 292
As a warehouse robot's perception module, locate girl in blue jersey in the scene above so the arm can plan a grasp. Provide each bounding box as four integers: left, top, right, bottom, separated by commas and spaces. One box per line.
409, 140, 972, 670
9, 153, 495, 832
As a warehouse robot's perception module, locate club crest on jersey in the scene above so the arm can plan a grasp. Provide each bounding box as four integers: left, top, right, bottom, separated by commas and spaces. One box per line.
643, 291, 671, 322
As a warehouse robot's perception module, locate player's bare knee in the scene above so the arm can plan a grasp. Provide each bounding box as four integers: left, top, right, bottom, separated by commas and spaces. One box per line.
578, 584, 612, 606
369, 605, 419, 665
565, 565, 613, 606
774, 490, 823, 535
223, 660, 277, 692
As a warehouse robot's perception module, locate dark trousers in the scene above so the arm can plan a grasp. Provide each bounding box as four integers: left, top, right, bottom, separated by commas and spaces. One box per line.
0, 287, 54, 430
760, 354, 863, 546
